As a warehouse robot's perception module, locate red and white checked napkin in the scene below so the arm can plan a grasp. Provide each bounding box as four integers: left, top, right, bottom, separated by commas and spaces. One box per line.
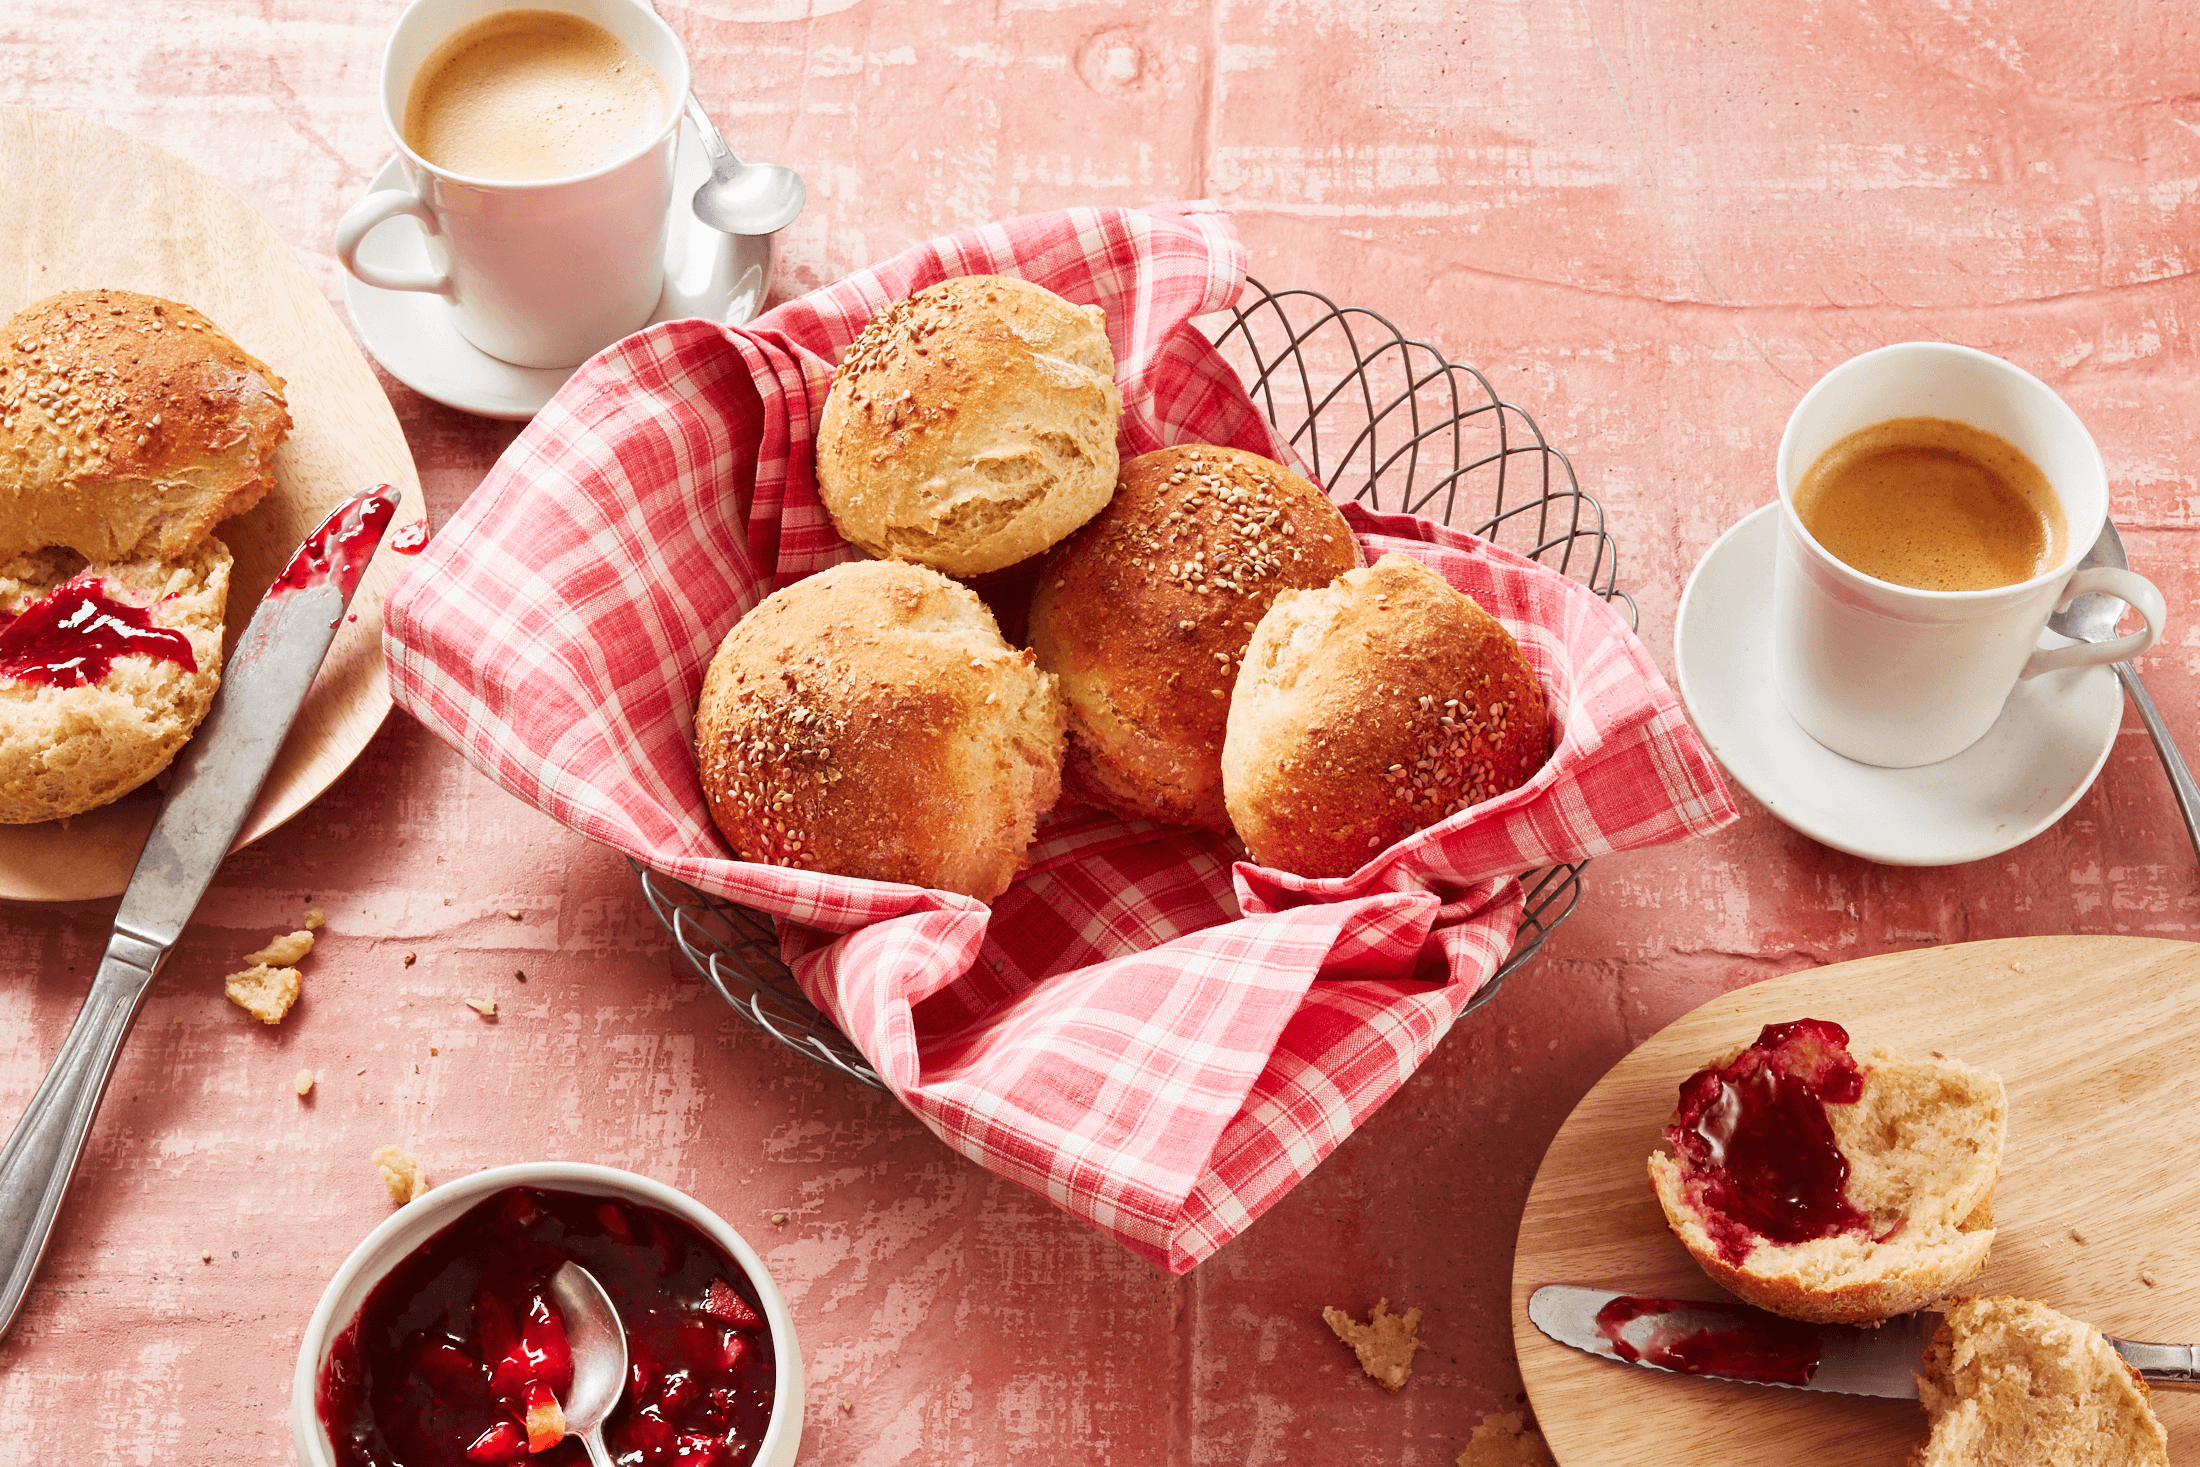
384, 202, 1736, 1272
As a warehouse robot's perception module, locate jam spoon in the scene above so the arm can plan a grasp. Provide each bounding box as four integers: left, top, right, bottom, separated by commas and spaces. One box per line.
550, 1261, 630, 1467
2047, 520, 2200, 863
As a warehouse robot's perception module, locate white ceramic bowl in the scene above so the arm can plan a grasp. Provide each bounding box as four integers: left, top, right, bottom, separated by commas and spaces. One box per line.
290, 1162, 804, 1467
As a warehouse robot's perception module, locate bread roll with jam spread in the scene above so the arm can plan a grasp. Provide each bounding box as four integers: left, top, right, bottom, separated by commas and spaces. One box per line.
814, 275, 1121, 577
1221, 553, 1550, 877
694, 559, 1067, 900
0, 289, 290, 563
1027, 444, 1359, 829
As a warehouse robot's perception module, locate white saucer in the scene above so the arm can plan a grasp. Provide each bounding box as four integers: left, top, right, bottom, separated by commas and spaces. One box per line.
1674, 504, 2123, 866
341, 125, 773, 420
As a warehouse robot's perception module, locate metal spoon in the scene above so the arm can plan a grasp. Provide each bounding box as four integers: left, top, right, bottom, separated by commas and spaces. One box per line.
550, 1261, 630, 1467
680, 93, 805, 237
2047, 521, 2200, 862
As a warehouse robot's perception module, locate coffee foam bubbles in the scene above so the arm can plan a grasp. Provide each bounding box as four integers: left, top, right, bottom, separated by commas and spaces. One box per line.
404, 10, 668, 182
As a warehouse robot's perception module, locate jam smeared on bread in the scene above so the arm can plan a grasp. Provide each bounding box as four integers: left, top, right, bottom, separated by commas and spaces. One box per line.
1592, 1294, 1823, 1386
1648, 1021, 2006, 1325
1666, 1018, 1872, 1262
0, 573, 197, 687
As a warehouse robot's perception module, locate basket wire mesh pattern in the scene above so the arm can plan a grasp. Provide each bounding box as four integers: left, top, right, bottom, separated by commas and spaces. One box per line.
638, 279, 1633, 1090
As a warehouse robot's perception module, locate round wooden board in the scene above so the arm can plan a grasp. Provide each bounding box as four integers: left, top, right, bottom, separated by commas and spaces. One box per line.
1514, 935, 2200, 1466
0, 106, 419, 902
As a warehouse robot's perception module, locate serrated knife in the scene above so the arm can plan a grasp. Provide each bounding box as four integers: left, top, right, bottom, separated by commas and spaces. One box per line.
1529, 1285, 2200, 1396
0, 485, 400, 1343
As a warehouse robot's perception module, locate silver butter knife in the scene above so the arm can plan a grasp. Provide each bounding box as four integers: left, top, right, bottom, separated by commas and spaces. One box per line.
0, 485, 401, 1342
1529, 1285, 2200, 1398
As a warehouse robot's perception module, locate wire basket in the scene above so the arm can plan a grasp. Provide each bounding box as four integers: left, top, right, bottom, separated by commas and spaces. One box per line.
639, 279, 1632, 1090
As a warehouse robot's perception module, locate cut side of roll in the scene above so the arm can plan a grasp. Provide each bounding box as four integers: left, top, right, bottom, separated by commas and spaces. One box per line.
694, 559, 1066, 901
1911, 1297, 2168, 1467
1647, 1018, 2005, 1325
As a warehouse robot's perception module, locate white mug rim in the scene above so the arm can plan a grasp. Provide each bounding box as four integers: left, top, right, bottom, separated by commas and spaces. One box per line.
377, 0, 691, 193
1775, 340, 2107, 603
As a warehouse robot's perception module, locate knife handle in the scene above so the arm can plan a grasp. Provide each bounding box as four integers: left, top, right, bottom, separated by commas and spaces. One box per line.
2114, 1337, 2200, 1387
0, 925, 167, 1340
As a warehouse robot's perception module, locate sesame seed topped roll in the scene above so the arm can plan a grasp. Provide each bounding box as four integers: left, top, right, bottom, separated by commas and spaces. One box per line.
694, 559, 1067, 901
1221, 553, 1551, 878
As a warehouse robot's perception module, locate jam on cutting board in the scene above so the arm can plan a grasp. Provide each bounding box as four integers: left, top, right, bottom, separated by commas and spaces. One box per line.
1592, 1294, 1823, 1386
0, 573, 197, 687
1665, 1017, 1872, 1262
318, 1187, 776, 1467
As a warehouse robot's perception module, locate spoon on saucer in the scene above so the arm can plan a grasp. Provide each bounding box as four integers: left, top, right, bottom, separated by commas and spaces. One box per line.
2048, 520, 2200, 862
679, 93, 805, 237
550, 1261, 630, 1467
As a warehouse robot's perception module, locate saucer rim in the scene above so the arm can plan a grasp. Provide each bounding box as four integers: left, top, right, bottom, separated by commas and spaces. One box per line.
1673, 503, 2121, 867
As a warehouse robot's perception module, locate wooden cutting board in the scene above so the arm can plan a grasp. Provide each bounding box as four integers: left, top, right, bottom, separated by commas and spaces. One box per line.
1514, 936, 2200, 1465
0, 106, 420, 902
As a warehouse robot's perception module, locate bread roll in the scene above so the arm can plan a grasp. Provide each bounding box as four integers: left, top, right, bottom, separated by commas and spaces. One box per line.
1221, 553, 1550, 877
1913, 1297, 2168, 1467
694, 559, 1066, 900
0, 536, 231, 824
1647, 1019, 2005, 1325
1027, 445, 1359, 829
814, 275, 1121, 576
0, 289, 290, 562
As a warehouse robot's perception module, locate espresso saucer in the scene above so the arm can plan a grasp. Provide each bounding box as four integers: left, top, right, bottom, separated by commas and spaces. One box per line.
1673, 505, 2123, 866
341, 125, 773, 420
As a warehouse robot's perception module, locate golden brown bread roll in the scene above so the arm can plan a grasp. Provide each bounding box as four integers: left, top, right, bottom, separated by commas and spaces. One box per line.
813, 275, 1121, 577
0, 289, 290, 562
1027, 444, 1359, 829
1221, 553, 1550, 876
694, 559, 1067, 900
1912, 1297, 2168, 1467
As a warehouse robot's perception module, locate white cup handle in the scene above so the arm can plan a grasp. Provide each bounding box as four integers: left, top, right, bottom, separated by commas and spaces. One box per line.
334, 186, 452, 295
2021, 565, 2168, 678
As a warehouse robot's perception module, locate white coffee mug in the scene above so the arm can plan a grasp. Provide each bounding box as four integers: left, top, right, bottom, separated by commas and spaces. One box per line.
334, 0, 689, 370
1771, 342, 2166, 769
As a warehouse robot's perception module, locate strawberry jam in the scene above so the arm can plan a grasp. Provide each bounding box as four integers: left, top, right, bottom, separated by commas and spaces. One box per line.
0, 574, 196, 688
1666, 1018, 1872, 1263
1592, 1294, 1823, 1386
318, 1187, 776, 1467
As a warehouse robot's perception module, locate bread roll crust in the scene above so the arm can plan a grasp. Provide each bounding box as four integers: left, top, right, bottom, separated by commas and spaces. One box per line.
0, 289, 290, 562
0, 535, 231, 824
694, 559, 1066, 900
814, 275, 1122, 576
1027, 445, 1359, 829
1221, 553, 1550, 876
1911, 1297, 2168, 1467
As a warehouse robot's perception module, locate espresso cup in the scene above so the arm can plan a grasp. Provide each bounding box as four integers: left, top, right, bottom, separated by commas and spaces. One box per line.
1772, 342, 2166, 768
335, 0, 689, 370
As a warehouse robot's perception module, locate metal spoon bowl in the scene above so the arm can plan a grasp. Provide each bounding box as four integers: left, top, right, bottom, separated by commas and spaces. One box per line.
2047, 520, 2200, 863
550, 1261, 629, 1467
683, 95, 805, 238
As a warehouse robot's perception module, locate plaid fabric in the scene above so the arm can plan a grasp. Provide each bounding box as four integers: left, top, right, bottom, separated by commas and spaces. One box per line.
384, 202, 1736, 1272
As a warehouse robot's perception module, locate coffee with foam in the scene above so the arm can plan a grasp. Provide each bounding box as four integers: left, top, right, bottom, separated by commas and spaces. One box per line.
403, 9, 668, 182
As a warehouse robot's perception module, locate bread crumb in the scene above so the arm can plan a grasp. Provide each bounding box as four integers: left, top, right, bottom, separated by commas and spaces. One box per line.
2070, 1227, 2089, 1245
839, 1398, 853, 1413
1456, 1410, 1556, 1467
244, 929, 313, 967
514, 969, 527, 982
403, 952, 416, 967
302, 907, 325, 930
356, 1067, 367, 1075
506, 909, 522, 920
293, 1069, 315, 1097
201, 1251, 213, 1264
371, 1145, 427, 1204
1322, 1298, 1421, 1394
2142, 1269, 2158, 1287
465, 997, 498, 1018
225, 964, 301, 1024
770, 1211, 788, 1225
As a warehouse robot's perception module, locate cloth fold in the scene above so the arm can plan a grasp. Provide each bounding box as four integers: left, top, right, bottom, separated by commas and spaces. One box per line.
385, 201, 1736, 1271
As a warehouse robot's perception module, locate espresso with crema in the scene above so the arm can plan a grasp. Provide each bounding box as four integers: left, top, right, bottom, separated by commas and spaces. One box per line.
1793, 417, 2066, 592
404, 10, 668, 181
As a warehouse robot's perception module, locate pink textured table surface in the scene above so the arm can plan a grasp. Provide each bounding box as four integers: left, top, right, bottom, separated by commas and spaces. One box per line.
4, 2, 2198, 1462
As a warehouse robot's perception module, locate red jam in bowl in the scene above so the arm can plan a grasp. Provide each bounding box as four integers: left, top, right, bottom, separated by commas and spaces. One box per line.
317, 1187, 776, 1467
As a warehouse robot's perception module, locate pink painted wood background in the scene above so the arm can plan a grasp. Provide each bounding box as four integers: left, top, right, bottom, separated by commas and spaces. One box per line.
2, 1, 2197, 1460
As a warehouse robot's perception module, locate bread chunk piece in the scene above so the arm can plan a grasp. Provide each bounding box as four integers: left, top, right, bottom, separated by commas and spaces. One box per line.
695, 559, 1066, 900
1911, 1296, 2168, 1467
1028, 444, 1360, 829
0, 289, 289, 563
0, 536, 231, 823
371, 1145, 428, 1204
1648, 1019, 2004, 1324
815, 275, 1121, 576
1223, 553, 1550, 876
1322, 1297, 1422, 1394
225, 963, 301, 1024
